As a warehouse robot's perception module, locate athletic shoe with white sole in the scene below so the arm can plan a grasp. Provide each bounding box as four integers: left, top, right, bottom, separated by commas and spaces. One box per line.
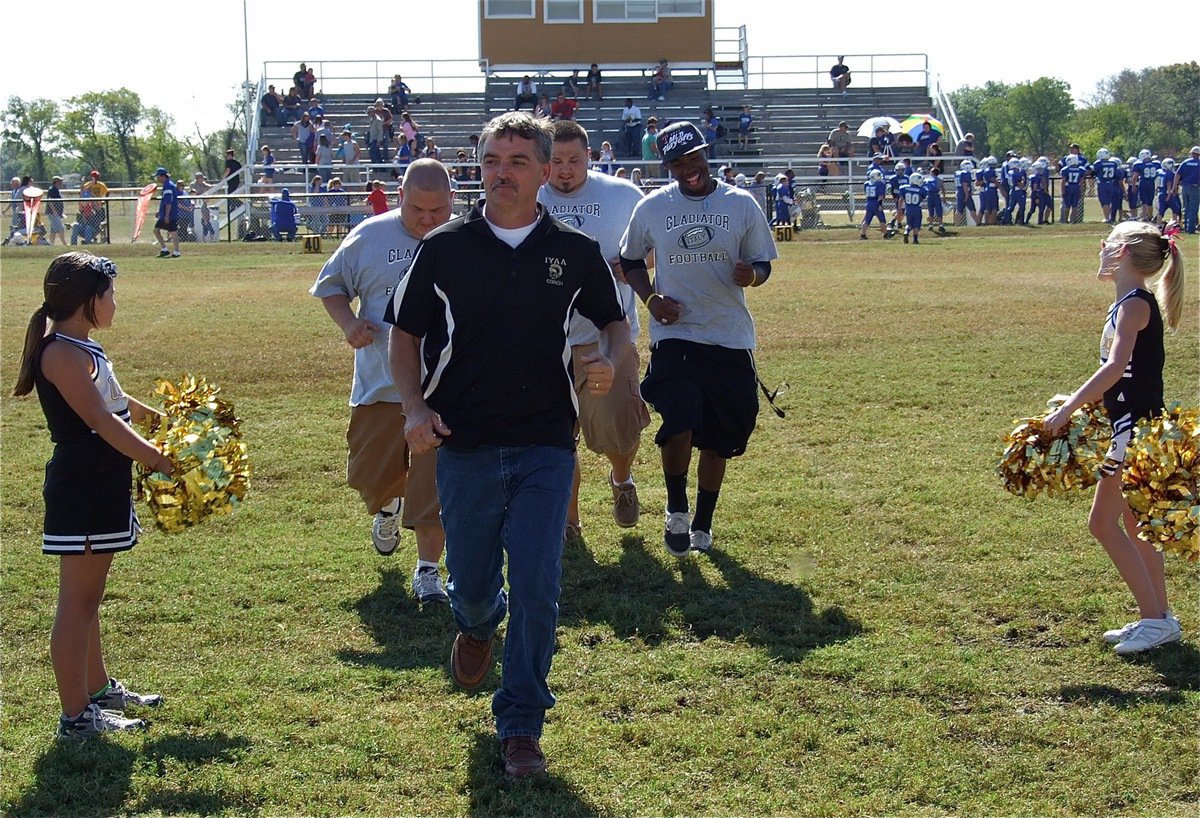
689, 529, 713, 553
1104, 610, 1179, 644
91, 678, 163, 711
1114, 616, 1182, 655
412, 566, 449, 604
663, 511, 691, 557
371, 507, 401, 555
56, 703, 146, 741
611, 475, 639, 528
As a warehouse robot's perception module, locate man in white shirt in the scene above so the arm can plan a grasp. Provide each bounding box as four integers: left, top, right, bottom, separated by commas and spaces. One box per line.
620, 98, 643, 159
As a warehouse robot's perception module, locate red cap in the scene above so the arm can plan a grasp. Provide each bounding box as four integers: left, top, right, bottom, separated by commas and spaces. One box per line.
90, 170, 100, 177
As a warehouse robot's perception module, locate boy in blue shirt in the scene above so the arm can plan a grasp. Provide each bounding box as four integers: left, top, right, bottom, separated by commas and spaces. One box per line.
886, 160, 909, 230
977, 157, 1000, 226
1092, 148, 1122, 224
923, 172, 945, 233
901, 172, 927, 244
1060, 154, 1088, 224
859, 168, 889, 239
152, 168, 181, 258
1156, 158, 1181, 225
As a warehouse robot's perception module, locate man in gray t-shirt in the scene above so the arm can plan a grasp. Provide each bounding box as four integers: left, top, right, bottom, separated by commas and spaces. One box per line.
619, 121, 778, 558
310, 159, 454, 603
538, 121, 650, 540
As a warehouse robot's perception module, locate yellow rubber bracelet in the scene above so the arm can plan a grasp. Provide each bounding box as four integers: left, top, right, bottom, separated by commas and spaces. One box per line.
644, 292, 663, 306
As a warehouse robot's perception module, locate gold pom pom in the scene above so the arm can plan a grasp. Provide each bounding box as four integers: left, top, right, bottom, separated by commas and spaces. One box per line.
1121, 404, 1200, 561
135, 375, 250, 533
997, 396, 1108, 498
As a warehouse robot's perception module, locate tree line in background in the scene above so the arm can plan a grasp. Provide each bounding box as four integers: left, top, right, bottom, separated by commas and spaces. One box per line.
4, 62, 1197, 186
2, 88, 247, 187
950, 63, 1198, 160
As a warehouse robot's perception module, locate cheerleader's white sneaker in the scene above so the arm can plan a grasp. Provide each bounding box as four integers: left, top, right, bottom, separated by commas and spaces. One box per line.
1114, 616, 1182, 655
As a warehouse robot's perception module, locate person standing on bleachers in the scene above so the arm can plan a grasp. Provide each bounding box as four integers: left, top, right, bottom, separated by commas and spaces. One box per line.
621, 98, 643, 159
366, 100, 393, 169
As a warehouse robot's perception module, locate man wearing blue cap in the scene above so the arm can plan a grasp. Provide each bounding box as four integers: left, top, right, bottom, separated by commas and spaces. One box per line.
153, 168, 181, 258
618, 121, 778, 557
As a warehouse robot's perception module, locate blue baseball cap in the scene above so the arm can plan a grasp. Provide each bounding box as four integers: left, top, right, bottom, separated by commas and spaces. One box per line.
155, 167, 169, 177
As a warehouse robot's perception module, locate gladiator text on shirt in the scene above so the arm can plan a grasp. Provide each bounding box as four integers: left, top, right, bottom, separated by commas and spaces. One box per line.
665, 212, 730, 232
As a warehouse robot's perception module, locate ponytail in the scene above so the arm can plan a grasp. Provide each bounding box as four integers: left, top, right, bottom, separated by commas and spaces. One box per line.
1155, 231, 1185, 332
11, 304, 52, 397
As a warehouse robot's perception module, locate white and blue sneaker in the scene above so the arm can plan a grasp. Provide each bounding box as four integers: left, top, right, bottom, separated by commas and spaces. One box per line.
664, 511, 691, 557
56, 703, 146, 741
371, 505, 401, 556
1114, 615, 1182, 655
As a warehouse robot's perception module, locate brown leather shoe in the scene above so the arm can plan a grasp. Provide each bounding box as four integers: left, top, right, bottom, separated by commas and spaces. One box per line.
450, 632, 492, 691
610, 475, 640, 528
501, 736, 547, 777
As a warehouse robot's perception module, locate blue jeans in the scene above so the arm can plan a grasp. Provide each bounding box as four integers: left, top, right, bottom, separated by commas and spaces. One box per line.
1181, 184, 1199, 233
436, 444, 574, 739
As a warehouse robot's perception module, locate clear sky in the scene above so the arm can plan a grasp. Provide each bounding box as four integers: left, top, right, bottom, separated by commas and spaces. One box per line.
2, 0, 1191, 135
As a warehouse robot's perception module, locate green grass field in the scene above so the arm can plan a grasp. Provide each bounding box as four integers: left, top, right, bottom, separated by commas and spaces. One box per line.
1, 226, 1197, 817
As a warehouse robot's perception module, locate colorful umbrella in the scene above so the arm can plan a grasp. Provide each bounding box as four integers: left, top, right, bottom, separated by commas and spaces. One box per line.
900, 115, 945, 139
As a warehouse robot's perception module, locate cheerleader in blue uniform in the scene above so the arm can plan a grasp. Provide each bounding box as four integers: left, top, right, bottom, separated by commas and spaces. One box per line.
12, 252, 175, 740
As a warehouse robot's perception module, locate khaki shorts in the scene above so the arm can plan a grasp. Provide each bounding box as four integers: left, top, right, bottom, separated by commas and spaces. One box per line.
345, 403, 441, 529
572, 340, 650, 456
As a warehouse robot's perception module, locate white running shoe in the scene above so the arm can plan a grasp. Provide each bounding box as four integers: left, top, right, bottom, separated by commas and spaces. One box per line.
56, 703, 147, 741
1104, 610, 1179, 644
1114, 616, 1182, 655
689, 530, 713, 553
664, 511, 691, 557
412, 567, 449, 604
371, 507, 401, 556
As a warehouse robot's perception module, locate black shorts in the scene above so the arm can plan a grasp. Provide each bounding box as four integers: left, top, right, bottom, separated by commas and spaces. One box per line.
155, 218, 178, 232
640, 339, 758, 459
43, 439, 139, 555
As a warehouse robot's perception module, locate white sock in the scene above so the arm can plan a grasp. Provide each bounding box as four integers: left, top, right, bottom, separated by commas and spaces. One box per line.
415, 560, 439, 573
611, 471, 635, 488
380, 497, 400, 515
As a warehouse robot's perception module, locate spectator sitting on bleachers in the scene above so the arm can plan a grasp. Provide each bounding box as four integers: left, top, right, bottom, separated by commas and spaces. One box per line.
648, 58, 672, 101
421, 136, 442, 161
366, 100, 393, 166
562, 70, 580, 99
914, 121, 940, 157
550, 92, 578, 121
261, 85, 283, 127
453, 150, 471, 183
702, 109, 722, 159
830, 57, 851, 94
467, 133, 480, 161
394, 139, 413, 173
895, 133, 916, 161
585, 63, 604, 100
817, 143, 834, 177
514, 75, 538, 111
869, 126, 894, 160
307, 97, 325, 120
399, 111, 419, 154
389, 74, 412, 111
282, 87, 302, 124
270, 188, 298, 241
737, 105, 754, 148
534, 93, 552, 120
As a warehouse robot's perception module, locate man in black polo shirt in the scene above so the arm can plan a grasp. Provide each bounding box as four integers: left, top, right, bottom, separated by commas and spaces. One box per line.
386, 111, 627, 778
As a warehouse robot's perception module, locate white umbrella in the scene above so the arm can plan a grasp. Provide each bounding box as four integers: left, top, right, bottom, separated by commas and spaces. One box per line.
856, 116, 902, 138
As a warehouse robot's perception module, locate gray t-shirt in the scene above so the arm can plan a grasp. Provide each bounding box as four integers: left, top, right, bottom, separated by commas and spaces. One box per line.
620, 179, 777, 350
310, 209, 422, 405
538, 170, 644, 344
